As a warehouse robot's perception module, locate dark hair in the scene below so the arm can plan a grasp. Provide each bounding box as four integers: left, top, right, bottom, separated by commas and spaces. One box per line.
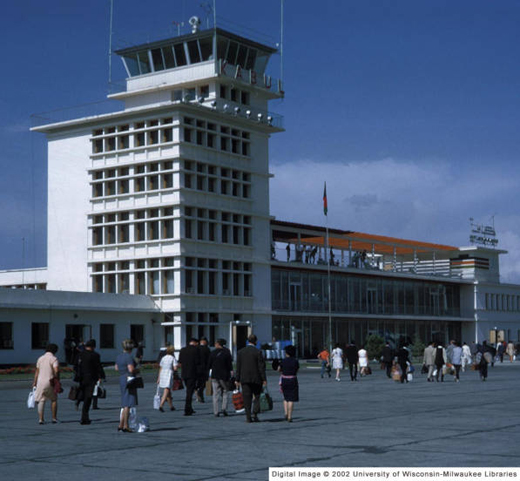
285, 345, 296, 357
248, 334, 257, 344
85, 339, 96, 348
200, 336, 208, 342
189, 337, 199, 344
46, 343, 58, 354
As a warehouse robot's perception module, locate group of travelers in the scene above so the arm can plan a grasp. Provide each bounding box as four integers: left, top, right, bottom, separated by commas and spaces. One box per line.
315, 337, 517, 386
31, 333, 300, 429
320, 341, 371, 382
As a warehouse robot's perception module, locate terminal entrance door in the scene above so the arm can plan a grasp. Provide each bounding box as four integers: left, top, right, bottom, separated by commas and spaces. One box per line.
231, 323, 252, 360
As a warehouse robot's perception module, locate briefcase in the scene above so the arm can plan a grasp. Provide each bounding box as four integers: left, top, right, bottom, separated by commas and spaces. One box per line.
68, 385, 79, 401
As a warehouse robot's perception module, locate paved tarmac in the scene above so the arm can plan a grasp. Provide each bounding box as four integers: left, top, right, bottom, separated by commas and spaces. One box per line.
1, 360, 519, 480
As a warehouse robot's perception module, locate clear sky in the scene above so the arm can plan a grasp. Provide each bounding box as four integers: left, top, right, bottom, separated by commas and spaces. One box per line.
1, 1, 520, 280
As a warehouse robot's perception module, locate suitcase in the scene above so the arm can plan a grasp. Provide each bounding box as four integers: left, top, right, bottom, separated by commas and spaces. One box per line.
232, 389, 245, 413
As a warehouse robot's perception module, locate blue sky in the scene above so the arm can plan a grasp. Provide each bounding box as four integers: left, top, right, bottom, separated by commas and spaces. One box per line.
1, 1, 520, 280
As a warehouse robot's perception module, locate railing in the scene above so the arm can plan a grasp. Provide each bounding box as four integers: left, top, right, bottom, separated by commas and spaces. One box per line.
272, 244, 464, 279
30, 99, 125, 129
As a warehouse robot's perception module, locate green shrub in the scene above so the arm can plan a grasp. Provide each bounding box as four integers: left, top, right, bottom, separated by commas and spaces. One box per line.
365, 334, 385, 361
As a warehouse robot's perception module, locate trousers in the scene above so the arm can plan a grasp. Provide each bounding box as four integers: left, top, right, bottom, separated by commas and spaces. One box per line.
241, 382, 262, 420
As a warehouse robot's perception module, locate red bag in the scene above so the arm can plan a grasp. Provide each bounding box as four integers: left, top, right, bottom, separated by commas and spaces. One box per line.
232, 390, 244, 412
172, 373, 184, 391
51, 378, 64, 394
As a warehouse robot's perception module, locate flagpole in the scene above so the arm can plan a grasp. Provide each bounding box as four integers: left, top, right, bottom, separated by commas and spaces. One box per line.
323, 182, 333, 355
327, 218, 332, 356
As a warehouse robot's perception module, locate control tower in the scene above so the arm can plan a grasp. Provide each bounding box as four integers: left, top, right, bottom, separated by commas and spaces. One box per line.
33, 20, 284, 350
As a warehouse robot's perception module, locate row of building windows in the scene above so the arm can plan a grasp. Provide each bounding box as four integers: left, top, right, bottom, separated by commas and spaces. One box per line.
272, 269, 461, 317
0, 322, 145, 350
90, 257, 252, 297
91, 207, 175, 246
91, 161, 174, 198
184, 206, 252, 246
183, 116, 251, 156
91, 118, 176, 154
184, 159, 251, 199
185, 257, 252, 297
484, 293, 520, 312
92, 257, 176, 294
91, 111, 251, 157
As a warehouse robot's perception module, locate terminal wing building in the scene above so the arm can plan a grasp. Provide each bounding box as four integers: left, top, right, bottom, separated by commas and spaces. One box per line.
0, 21, 518, 364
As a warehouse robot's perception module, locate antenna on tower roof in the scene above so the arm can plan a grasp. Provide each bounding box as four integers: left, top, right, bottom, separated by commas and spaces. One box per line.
108, 0, 114, 85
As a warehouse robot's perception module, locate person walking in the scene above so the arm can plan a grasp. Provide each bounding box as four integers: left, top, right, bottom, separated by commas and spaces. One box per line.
506, 341, 515, 363
278, 345, 299, 423
451, 341, 463, 382
178, 338, 201, 416
434, 342, 447, 382
358, 346, 369, 376
115, 339, 138, 432
461, 342, 472, 372
317, 347, 331, 379
331, 343, 344, 382
196, 337, 211, 403
396, 342, 410, 384
76, 339, 105, 425
208, 339, 233, 417
345, 341, 359, 381
381, 342, 394, 379
156, 345, 178, 412
423, 341, 436, 382
477, 343, 489, 381
33, 343, 60, 425
236, 334, 267, 423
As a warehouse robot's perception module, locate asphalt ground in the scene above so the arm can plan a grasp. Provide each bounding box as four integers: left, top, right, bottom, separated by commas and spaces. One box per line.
0, 360, 519, 480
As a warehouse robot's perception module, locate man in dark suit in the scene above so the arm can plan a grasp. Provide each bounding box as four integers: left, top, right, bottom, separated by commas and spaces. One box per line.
178, 338, 201, 416
236, 334, 266, 423
76, 339, 105, 425
196, 336, 211, 403
381, 341, 395, 379
345, 341, 359, 381
208, 338, 233, 417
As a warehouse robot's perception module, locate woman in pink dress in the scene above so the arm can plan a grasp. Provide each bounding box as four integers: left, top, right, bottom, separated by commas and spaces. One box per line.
33, 344, 60, 424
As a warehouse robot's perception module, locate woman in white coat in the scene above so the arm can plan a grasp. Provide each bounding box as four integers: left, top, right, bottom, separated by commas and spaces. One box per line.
358, 346, 368, 376
156, 345, 178, 411
461, 342, 472, 372
331, 343, 344, 381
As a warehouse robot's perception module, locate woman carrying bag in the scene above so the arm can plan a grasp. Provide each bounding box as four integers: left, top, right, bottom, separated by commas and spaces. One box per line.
33, 343, 60, 424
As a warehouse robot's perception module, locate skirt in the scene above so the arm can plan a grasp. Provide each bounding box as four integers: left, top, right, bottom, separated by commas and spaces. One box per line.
119, 375, 138, 408
281, 377, 299, 402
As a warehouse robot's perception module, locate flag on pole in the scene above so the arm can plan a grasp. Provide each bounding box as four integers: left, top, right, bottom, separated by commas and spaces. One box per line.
323, 182, 328, 216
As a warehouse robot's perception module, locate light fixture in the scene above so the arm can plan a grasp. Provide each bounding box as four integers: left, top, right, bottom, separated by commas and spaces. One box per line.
246, 110, 252, 118
223, 103, 229, 112
234, 106, 241, 115
197, 96, 205, 104
267, 115, 273, 125
257, 113, 263, 122
210, 100, 217, 108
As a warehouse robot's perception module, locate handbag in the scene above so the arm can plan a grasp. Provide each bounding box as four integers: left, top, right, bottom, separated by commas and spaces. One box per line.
51, 378, 64, 394
153, 386, 161, 410
259, 386, 273, 412
127, 376, 144, 389
172, 373, 184, 391
94, 381, 107, 399
232, 389, 245, 413
68, 385, 80, 401
421, 364, 428, 374
27, 387, 36, 409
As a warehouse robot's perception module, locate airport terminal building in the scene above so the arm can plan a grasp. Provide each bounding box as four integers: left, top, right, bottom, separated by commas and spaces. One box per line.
1, 22, 519, 363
